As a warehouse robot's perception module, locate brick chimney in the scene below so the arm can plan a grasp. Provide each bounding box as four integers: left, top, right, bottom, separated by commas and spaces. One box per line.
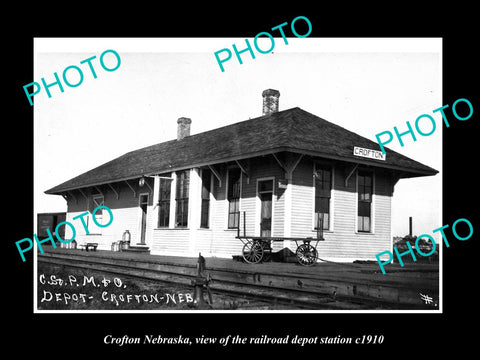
262, 89, 280, 115
177, 117, 191, 140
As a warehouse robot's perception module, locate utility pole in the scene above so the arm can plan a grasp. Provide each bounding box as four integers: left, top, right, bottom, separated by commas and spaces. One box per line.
409, 216, 413, 237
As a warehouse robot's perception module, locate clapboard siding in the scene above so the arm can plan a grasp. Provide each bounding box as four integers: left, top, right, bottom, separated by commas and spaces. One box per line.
151, 229, 191, 254
183, 157, 285, 257
290, 159, 392, 260
194, 229, 214, 254
240, 169, 256, 239
63, 155, 392, 260
64, 181, 154, 251
210, 168, 239, 257
291, 158, 314, 237
209, 170, 242, 256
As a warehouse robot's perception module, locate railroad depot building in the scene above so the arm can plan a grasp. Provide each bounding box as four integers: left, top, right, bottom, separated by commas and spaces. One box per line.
45, 89, 438, 261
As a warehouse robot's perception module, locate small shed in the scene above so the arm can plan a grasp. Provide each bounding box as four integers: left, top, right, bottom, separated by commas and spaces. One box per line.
37, 212, 66, 240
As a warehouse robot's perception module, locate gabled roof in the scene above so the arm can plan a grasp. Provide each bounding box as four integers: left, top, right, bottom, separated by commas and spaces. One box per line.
45, 107, 438, 194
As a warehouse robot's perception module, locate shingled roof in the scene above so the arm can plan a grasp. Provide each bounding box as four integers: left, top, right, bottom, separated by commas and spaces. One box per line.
45, 107, 438, 195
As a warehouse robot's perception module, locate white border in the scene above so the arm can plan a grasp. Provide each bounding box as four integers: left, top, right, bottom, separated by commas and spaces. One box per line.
34, 37, 442, 314
35, 37, 442, 54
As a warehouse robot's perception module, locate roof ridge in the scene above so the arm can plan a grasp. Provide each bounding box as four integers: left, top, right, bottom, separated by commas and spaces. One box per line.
124, 107, 304, 155
129, 107, 301, 151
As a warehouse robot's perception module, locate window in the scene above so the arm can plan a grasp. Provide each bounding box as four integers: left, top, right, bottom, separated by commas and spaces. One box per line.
200, 169, 211, 228
357, 171, 373, 232
157, 178, 172, 228
88, 195, 104, 232
175, 170, 190, 227
314, 166, 331, 230
227, 168, 241, 228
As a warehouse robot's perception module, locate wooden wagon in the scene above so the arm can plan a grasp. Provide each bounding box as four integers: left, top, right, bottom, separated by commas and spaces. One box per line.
235, 212, 324, 266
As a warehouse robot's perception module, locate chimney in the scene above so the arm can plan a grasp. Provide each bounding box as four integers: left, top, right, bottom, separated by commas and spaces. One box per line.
262, 89, 280, 115
177, 117, 191, 140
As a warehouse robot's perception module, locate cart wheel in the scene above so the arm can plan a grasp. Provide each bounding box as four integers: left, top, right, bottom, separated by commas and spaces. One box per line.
296, 244, 318, 266
242, 241, 264, 264
260, 241, 272, 262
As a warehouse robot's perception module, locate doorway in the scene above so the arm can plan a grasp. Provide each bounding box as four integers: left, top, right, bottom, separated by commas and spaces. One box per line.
258, 179, 273, 237
139, 194, 149, 245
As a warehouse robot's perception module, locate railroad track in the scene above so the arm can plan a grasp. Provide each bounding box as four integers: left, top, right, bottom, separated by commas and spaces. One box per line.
37, 250, 435, 310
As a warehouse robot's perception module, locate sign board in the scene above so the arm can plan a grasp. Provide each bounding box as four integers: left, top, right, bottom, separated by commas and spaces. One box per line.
37, 215, 54, 238
353, 146, 386, 161
278, 179, 288, 189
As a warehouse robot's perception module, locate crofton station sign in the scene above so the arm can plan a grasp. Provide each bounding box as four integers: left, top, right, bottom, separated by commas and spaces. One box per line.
353, 146, 386, 161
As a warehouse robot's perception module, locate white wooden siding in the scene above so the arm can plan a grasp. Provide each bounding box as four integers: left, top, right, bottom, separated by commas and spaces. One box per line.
151, 229, 191, 254
291, 159, 392, 260
65, 181, 154, 251
63, 156, 392, 261
291, 159, 313, 238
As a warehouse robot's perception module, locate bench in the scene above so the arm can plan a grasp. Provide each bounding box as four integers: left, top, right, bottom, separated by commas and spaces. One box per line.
79, 242, 98, 251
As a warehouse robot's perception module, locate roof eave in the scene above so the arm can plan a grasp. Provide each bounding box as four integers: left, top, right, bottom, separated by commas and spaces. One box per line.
285, 148, 438, 177
45, 146, 437, 195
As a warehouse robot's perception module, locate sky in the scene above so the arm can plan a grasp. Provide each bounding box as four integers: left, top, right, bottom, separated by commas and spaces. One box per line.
34, 38, 442, 238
